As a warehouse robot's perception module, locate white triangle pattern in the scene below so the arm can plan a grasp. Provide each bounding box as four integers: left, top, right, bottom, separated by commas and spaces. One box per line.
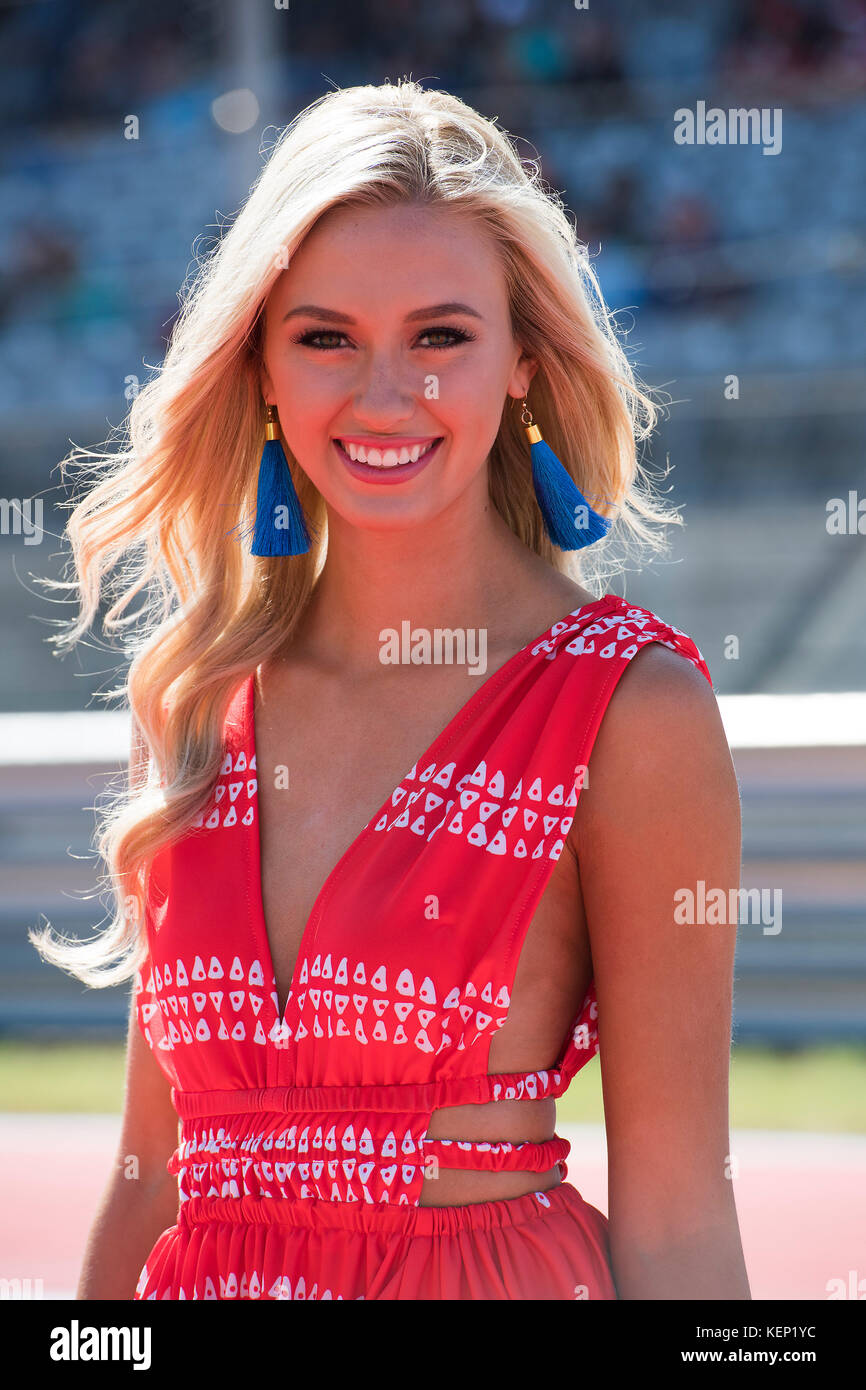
370, 611, 703, 858
168, 1108, 437, 1210
191, 748, 257, 832
134, 953, 272, 1054
135, 948, 515, 1059
134, 1262, 357, 1300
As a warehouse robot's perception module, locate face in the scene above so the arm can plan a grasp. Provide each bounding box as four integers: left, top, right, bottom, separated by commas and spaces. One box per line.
259, 201, 536, 535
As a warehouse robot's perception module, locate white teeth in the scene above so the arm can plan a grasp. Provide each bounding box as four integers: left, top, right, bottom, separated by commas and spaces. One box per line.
340, 439, 438, 467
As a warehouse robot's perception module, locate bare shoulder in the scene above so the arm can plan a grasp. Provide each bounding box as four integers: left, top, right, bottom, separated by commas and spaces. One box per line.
613, 639, 723, 738
604, 636, 718, 717
575, 638, 735, 844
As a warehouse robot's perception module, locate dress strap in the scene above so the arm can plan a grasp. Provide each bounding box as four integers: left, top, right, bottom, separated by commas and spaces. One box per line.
419, 1135, 570, 1173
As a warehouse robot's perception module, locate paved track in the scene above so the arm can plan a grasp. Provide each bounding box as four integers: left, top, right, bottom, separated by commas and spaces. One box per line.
1, 1116, 863, 1300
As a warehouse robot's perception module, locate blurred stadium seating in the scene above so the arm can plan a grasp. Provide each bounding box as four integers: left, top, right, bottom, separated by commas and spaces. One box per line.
0, 0, 863, 1040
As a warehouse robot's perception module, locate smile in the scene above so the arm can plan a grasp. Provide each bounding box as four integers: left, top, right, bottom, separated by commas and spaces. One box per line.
334, 438, 441, 468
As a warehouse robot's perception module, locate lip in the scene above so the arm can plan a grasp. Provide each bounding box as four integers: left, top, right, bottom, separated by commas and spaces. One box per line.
333, 437, 443, 485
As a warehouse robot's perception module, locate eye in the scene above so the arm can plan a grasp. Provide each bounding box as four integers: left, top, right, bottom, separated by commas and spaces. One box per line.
291, 326, 477, 351
292, 329, 348, 350
416, 326, 477, 350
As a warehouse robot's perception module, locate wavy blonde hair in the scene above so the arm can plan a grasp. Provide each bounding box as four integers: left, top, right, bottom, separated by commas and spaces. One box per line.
30, 78, 681, 989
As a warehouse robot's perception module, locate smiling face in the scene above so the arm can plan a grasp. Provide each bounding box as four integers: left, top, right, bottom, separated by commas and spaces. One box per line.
259, 201, 536, 535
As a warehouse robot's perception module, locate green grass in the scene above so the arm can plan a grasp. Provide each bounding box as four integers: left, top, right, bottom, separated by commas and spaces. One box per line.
1, 1040, 865, 1132
555, 1046, 866, 1132
0, 1041, 128, 1114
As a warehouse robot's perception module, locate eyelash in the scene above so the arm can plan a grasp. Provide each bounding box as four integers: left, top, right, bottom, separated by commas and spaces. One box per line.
291, 326, 477, 352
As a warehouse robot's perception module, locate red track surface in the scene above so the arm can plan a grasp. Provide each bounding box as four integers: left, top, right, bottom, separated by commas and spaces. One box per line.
1, 1116, 863, 1299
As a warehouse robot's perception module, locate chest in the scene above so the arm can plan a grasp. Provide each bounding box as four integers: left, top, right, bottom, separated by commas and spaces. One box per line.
256, 726, 432, 998
252, 664, 592, 1069
252, 662, 481, 996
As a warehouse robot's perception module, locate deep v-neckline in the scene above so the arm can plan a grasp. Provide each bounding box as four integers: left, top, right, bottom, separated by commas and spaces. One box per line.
247, 594, 618, 1030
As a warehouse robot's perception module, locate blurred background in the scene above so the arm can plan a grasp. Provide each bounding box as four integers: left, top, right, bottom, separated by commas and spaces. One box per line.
0, 0, 864, 1300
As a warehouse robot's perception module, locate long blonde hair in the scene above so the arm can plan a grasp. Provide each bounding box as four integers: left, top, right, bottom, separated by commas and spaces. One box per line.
30, 78, 681, 989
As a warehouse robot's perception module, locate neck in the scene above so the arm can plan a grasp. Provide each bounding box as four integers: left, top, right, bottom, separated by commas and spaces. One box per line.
290, 490, 556, 676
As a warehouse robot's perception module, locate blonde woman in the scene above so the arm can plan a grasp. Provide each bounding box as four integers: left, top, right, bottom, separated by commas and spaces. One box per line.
34, 80, 749, 1301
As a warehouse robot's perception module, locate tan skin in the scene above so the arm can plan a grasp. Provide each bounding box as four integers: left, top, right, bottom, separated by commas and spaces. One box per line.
84, 201, 750, 1298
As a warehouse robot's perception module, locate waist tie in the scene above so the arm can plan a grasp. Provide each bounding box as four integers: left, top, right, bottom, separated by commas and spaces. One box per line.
419, 1135, 570, 1174
170, 1068, 569, 1119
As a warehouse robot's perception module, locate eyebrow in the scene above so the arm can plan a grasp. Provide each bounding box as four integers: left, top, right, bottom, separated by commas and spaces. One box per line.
282, 302, 484, 324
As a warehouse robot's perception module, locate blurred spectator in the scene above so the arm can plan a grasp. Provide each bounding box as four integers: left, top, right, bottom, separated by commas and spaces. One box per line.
561, 15, 627, 86
0, 223, 79, 327
720, 0, 853, 79
647, 193, 751, 313
585, 169, 645, 245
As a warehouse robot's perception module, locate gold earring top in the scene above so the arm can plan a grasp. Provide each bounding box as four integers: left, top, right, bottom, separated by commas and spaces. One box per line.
520, 398, 541, 443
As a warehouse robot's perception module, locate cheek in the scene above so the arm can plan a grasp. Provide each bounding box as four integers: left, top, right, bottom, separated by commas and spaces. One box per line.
268, 353, 345, 425
443, 339, 509, 391
430, 355, 507, 428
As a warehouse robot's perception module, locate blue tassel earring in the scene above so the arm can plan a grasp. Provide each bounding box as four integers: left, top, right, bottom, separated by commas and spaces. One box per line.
250, 404, 311, 556
519, 398, 612, 550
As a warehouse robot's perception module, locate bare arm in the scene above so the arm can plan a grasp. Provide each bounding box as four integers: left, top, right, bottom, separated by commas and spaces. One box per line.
575, 643, 750, 1299
76, 715, 181, 1300
76, 1000, 181, 1299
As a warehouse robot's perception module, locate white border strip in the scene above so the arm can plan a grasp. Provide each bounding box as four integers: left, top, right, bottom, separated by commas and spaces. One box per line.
0, 693, 865, 765
718, 693, 866, 749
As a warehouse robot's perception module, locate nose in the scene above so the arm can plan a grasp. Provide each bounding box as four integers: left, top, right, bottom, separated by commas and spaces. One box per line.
351, 356, 420, 430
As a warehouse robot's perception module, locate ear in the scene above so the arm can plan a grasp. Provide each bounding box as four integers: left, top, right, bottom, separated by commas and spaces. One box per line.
507, 351, 538, 402
259, 360, 275, 405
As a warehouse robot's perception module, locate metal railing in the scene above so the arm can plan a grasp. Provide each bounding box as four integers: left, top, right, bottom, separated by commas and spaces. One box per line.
0, 694, 864, 1041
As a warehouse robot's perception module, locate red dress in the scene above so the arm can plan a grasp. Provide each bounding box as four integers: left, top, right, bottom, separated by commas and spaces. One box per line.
132, 594, 713, 1300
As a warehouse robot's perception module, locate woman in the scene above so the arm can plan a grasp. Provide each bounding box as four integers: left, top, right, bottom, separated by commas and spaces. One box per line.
33, 79, 749, 1300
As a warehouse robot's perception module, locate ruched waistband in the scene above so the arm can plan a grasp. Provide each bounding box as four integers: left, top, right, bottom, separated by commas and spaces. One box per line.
176, 1180, 584, 1237
168, 1077, 573, 1205
167, 1131, 570, 1179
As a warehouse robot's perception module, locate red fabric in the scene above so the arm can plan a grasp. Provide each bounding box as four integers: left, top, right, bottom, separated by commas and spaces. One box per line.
133, 595, 713, 1299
